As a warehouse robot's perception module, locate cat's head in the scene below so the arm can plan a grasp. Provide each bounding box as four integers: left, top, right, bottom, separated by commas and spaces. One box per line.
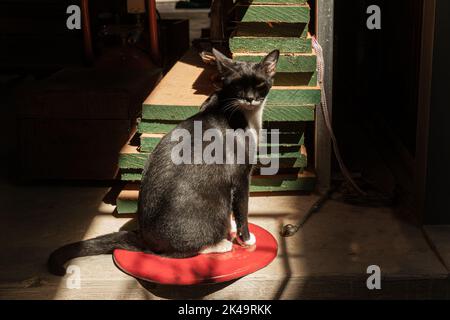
212, 49, 279, 112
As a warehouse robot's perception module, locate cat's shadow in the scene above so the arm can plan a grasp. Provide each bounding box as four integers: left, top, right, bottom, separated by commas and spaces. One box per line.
119, 219, 237, 299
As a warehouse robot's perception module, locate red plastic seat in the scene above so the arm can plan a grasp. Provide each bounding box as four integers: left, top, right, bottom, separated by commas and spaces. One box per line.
113, 223, 278, 285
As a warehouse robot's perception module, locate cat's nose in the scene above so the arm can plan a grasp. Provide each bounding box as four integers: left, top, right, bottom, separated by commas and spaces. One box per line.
245, 97, 254, 103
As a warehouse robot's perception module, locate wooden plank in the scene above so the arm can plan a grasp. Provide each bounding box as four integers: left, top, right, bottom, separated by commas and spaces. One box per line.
230, 25, 311, 54
259, 144, 308, 168
236, 5, 310, 23
119, 145, 308, 171
118, 165, 309, 180
142, 49, 216, 109
142, 84, 320, 120
264, 130, 306, 145
274, 72, 317, 87
240, 0, 308, 4
142, 104, 316, 122
263, 120, 306, 132
267, 88, 320, 106
250, 170, 316, 192
138, 121, 178, 134
141, 105, 198, 121
118, 151, 148, 170
116, 188, 140, 214
140, 133, 165, 152
121, 172, 143, 182
139, 129, 308, 147
233, 52, 317, 72
139, 141, 301, 153
140, 133, 305, 152
142, 49, 318, 123
265, 105, 316, 120
138, 120, 310, 136
315, 0, 334, 193
415, 0, 436, 223
233, 22, 309, 38
116, 171, 317, 213
230, 35, 312, 54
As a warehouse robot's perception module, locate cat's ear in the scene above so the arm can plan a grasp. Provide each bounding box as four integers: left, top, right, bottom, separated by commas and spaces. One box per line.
261, 50, 280, 78
212, 48, 237, 75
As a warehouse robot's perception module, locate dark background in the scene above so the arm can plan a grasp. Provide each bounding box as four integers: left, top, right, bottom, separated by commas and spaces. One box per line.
333, 0, 450, 224
1, 0, 449, 224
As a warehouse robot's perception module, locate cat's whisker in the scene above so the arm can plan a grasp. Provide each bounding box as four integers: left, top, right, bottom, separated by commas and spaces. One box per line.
223, 101, 239, 113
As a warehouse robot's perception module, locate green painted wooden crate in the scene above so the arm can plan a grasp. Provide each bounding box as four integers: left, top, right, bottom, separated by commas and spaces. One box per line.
239, 0, 308, 4
119, 150, 308, 171
274, 72, 318, 87
141, 104, 317, 122
236, 5, 310, 23
140, 134, 305, 152
234, 53, 317, 73
116, 173, 316, 214
138, 119, 312, 135
230, 36, 312, 54
230, 21, 311, 54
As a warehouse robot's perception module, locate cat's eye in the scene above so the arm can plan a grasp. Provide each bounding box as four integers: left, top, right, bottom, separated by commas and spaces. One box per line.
256, 82, 266, 88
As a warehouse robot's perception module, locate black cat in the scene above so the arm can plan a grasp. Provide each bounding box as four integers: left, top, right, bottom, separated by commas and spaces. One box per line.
48, 49, 279, 275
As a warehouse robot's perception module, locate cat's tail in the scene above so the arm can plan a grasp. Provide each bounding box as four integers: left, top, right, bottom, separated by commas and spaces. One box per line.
47, 230, 144, 276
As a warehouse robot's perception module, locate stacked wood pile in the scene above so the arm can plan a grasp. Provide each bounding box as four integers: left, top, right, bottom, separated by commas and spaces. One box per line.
116, 0, 318, 214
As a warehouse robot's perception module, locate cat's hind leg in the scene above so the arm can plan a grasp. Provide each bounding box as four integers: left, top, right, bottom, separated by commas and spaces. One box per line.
200, 239, 233, 254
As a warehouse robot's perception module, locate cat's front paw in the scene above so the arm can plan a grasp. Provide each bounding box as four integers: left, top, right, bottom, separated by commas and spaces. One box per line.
230, 218, 237, 233
241, 232, 256, 246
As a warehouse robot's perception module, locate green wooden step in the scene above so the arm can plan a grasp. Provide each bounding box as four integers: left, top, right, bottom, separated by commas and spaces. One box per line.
138, 121, 178, 134
117, 199, 138, 215
142, 103, 316, 122
116, 171, 316, 214
140, 133, 305, 153
120, 166, 308, 182
119, 149, 308, 171
239, 0, 308, 4
120, 172, 144, 182
230, 36, 312, 54
267, 90, 320, 106
138, 120, 310, 135
141, 142, 304, 155
274, 72, 317, 87
142, 87, 320, 121
141, 135, 161, 153
230, 24, 311, 54
142, 105, 198, 121
119, 151, 148, 170
234, 53, 317, 73
231, 22, 309, 51
236, 5, 310, 23
250, 173, 316, 192
234, 22, 309, 38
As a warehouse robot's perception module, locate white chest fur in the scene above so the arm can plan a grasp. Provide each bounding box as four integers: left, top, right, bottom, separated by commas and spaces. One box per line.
243, 98, 266, 144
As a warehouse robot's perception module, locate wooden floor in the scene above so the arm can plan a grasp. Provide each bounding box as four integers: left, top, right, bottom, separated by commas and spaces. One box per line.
1, 179, 449, 300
